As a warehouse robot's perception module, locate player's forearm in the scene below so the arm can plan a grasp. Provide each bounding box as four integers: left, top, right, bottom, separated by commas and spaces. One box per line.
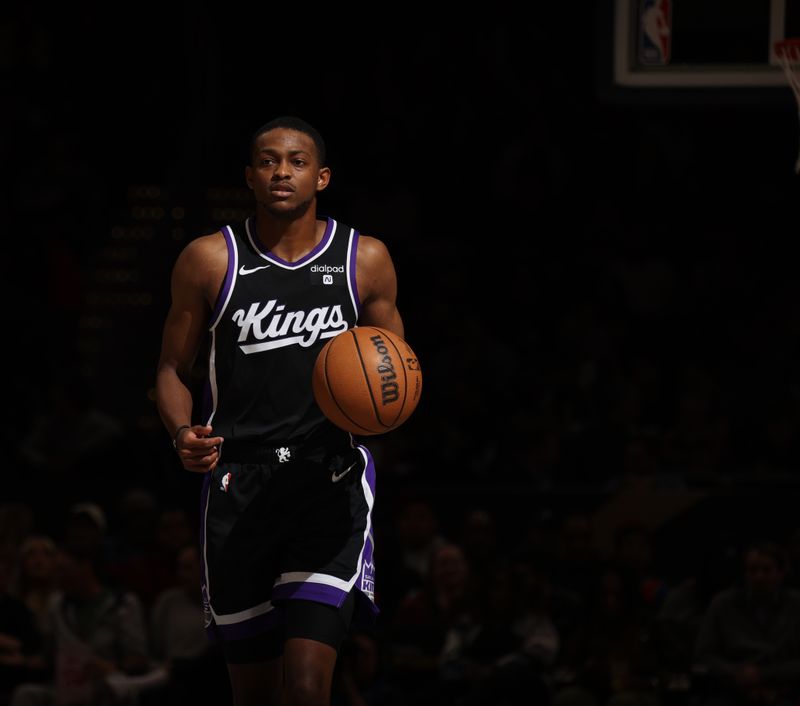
155, 367, 195, 436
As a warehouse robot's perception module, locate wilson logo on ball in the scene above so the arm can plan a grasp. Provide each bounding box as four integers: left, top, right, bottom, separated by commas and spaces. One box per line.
369, 334, 400, 405
312, 326, 423, 436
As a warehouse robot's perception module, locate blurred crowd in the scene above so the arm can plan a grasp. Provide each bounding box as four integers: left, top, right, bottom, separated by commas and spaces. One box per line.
1, 492, 799, 706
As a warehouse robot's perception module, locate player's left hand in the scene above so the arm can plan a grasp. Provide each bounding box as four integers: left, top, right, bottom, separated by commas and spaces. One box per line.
175, 424, 224, 473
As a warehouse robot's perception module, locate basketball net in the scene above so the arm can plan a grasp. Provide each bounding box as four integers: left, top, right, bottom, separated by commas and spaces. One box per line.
775, 39, 800, 173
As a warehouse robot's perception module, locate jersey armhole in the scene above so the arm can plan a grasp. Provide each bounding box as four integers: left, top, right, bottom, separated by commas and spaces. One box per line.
209, 225, 238, 330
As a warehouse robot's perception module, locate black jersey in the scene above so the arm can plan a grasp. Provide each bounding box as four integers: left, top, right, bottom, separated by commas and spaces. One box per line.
205, 215, 361, 445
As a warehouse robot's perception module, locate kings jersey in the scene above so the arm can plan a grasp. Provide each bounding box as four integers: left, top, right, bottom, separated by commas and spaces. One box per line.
205, 216, 361, 444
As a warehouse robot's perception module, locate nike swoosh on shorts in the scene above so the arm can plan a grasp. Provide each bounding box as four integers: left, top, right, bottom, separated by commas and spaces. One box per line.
331, 461, 358, 483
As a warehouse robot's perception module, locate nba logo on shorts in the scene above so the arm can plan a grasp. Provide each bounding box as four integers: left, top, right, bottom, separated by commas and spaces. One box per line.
639, 0, 671, 65
220, 472, 231, 492
323, 274, 333, 285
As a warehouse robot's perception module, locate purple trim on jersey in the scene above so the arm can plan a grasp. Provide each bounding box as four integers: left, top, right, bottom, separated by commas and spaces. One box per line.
251, 216, 334, 266
272, 581, 349, 608
209, 226, 236, 325
213, 607, 284, 641
350, 230, 361, 316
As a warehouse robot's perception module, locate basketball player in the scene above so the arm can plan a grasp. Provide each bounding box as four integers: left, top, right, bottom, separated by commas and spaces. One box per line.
154, 116, 404, 706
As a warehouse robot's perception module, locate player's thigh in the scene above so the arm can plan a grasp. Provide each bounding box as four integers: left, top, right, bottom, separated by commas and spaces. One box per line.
227, 658, 283, 706
283, 594, 355, 651
281, 595, 355, 699
283, 637, 339, 700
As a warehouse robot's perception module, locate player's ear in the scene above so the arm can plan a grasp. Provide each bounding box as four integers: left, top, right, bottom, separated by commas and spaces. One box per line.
245, 165, 254, 190
316, 167, 331, 192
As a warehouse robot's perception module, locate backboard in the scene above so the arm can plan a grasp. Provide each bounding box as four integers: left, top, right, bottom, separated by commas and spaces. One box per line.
602, 0, 800, 103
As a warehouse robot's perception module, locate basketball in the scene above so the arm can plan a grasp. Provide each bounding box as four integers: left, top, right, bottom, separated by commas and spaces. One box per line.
312, 326, 423, 436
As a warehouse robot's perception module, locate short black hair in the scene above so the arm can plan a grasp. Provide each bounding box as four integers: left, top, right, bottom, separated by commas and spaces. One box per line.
249, 116, 327, 166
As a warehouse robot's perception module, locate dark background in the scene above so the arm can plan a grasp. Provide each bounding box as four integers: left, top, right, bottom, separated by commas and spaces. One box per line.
3, 4, 800, 706
4, 0, 800, 610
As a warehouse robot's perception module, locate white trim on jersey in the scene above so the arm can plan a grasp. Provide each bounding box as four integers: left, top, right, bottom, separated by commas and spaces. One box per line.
344, 227, 359, 317
206, 329, 219, 426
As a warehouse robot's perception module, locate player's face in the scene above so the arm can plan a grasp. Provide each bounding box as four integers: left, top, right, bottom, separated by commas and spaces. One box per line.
246, 128, 330, 216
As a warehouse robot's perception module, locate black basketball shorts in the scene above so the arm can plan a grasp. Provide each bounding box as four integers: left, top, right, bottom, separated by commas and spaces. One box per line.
198, 442, 377, 659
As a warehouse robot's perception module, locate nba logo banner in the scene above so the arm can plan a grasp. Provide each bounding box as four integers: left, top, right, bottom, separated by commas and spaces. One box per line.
639, 0, 671, 65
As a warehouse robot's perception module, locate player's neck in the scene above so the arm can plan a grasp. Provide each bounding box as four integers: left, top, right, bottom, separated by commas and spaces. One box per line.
253, 208, 325, 262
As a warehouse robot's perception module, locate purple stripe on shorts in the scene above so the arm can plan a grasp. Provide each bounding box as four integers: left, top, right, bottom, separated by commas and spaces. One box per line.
272, 581, 349, 608
362, 445, 376, 494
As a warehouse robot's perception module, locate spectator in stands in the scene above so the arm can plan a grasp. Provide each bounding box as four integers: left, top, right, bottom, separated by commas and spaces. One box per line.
693, 540, 800, 706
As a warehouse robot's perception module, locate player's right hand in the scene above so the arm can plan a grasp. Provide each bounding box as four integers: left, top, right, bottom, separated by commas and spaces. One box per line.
175, 424, 224, 473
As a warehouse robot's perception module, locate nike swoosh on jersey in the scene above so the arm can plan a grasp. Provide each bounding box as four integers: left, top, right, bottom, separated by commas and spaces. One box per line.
331, 461, 358, 483
239, 264, 271, 275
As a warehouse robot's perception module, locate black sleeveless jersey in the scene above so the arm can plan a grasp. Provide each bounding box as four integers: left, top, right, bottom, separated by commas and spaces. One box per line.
204, 215, 361, 445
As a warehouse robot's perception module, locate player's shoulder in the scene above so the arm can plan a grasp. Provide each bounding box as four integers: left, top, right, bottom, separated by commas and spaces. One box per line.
355, 235, 398, 298
172, 230, 228, 287
176, 230, 227, 266
356, 234, 391, 259
185, 229, 227, 255
356, 234, 396, 275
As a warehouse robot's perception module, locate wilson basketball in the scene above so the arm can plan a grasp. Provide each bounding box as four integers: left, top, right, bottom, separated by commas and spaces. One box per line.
312, 326, 423, 436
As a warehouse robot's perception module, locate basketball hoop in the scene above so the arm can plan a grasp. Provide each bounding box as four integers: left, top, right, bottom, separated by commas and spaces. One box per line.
775, 38, 800, 173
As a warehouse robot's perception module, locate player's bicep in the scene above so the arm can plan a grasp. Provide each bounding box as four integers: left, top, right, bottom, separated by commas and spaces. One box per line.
158, 255, 210, 379
357, 236, 404, 338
